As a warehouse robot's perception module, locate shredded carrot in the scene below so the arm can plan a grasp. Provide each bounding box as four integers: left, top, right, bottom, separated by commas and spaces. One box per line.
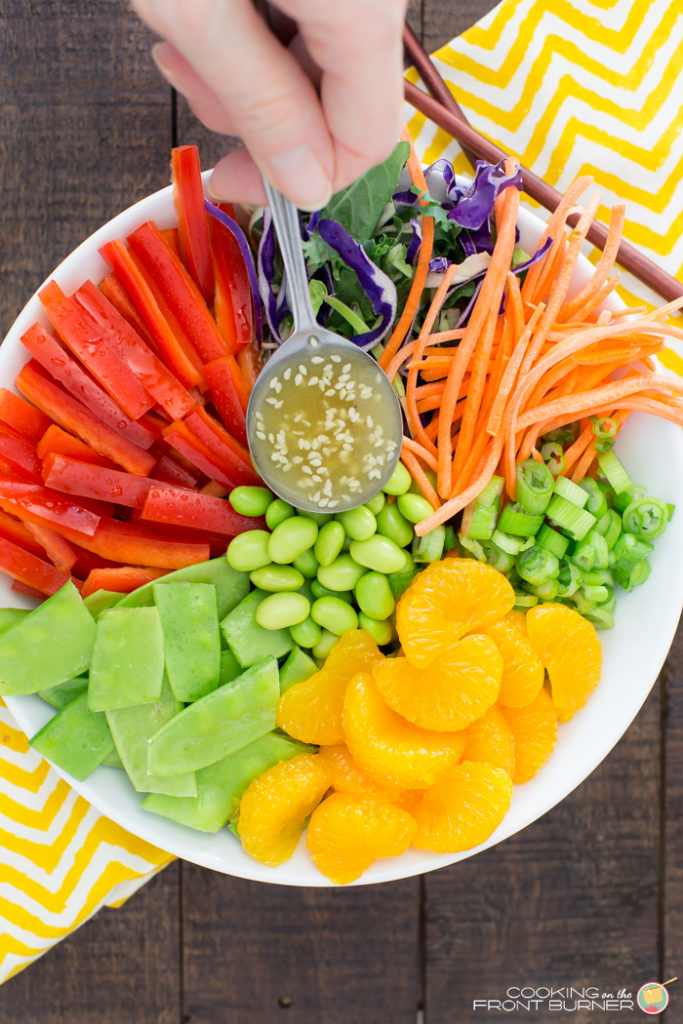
400, 444, 440, 509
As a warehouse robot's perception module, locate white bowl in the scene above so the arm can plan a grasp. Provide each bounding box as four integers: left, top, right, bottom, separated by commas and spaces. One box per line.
4, 178, 683, 886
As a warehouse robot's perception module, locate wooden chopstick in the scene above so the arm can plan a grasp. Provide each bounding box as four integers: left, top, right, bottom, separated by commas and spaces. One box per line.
402, 31, 683, 306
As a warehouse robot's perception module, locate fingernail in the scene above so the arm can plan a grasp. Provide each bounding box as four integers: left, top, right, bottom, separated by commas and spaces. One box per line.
151, 43, 185, 95
259, 146, 333, 211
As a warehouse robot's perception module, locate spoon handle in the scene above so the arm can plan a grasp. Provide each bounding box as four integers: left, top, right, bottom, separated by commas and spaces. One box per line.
263, 179, 319, 336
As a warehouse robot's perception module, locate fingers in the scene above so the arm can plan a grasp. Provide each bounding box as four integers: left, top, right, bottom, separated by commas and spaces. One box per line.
135, 0, 335, 209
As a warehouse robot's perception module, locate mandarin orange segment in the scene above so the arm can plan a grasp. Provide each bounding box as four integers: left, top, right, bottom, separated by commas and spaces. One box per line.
373, 634, 503, 731
306, 792, 416, 884
316, 744, 402, 801
276, 630, 382, 745
412, 761, 513, 853
396, 559, 515, 667
501, 688, 558, 784
462, 705, 516, 777
237, 753, 330, 866
526, 604, 602, 722
343, 672, 466, 790
484, 613, 544, 709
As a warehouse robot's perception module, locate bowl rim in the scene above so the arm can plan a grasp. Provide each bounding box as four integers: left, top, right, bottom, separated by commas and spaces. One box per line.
3, 174, 683, 886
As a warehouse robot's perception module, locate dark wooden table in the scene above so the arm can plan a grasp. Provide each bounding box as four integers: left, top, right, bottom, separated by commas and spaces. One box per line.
0, 2, 681, 1021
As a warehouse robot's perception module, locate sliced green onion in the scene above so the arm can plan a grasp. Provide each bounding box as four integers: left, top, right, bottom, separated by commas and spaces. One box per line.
459, 535, 487, 561
582, 605, 615, 630
577, 478, 608, 519
491, 529, 527, 555
597, 451, 633, 494
516, 544, 560, 586
513, 592, 539, 609
519, 536, 536, 552
546, 495, 597, 540
591, 415, 618, 454
584, 569, 614, 588
498, 503, 545, 537
571, 529, 609, 571
460, 475, 504, 540
537, 524, 570, 559
557, 560, 584, 597
610, 532, 654, 575
594, 509, 622, 549
666, 503, 676, 521
540, 441, 566, 477
443, 525, 458, 552
516, 459, 554, 515
412, 525, 446, 564
571, 590, 596, 616
542, 422, 579, 446
480, 542, 516, 573
596, 479, 616, 507
614, 558, 651, 591
553, 475, 590, 508
622, 496, 670, 540
613, 484, 644, 514
524, 578, 560, 601
582, 583, 611, 604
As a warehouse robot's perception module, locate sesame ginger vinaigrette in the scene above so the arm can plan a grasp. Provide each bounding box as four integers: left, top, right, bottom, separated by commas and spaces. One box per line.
248, 338, 402, 513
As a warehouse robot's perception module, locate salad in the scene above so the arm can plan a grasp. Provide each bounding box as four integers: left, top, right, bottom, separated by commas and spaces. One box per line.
0, 137, 680, 884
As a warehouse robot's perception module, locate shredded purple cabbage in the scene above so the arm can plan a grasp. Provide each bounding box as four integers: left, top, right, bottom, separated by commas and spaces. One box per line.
406, 218, 422, 265
317, 218, 397, 350
205, 200, 263, 343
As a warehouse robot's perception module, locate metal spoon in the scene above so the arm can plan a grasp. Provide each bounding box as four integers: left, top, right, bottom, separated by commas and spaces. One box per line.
246, 181, 403, 513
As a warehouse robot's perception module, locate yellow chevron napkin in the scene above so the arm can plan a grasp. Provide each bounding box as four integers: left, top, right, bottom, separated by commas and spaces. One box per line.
2, 0, 682, 987
405, 0, 683, 376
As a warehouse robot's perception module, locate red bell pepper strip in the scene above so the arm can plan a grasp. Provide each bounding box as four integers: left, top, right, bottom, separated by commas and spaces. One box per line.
42, 453, 163, 510
16, 361, 156, 476
0, 389, 51, 442
152, 453, 199, 487
210, 214, 253, 350
0, 476, 100, 537
172, 146, 215, 305
200, 480, 228, 498
21, 323, 156, 450
99, 272, 154, 344
141, 484, 263, 535
0, 508, 45, 555
162, 421, 236, 489
237, 341, 262, 392
203, 357, 248, 445
0, 424, 42, 481
74, 280, 196, 421
12, 579, 52, 600
127, 221, 227, 363
161, 228, 182, 262
81, 565, 168, 598
184, 406, 258, 483
26, 523, 78, 573
37, 425, 116, 468
100, 239, 206, 391
0, 535, 70, 597
39, 280, 154, 420
57, 518, 210, 569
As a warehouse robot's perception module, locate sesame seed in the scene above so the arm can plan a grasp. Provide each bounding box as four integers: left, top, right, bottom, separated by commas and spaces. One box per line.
331, 354, 342, 363
283, 368, 292, 381
265, 396, 278, 405
311, 356, 323, 364
255, 431, 266, 440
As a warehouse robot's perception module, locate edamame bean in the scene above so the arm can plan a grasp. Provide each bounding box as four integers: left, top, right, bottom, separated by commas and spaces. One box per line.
268, 516, 318, 564
250, 565, 304, 592
358, 612, 394, 646
311, 596, 359, 635
354, 572, 395, 620
311, 580, 353, 603
365, 492, 386, 515
229, 486, 273, 517
377, 503, 414, 548
349, 536, 408, 574
226, 530, 271, 572
293, 548, 319, 578
265, 498, 295, 531
289, 616, 322, 649
317, 554, 366, 591
299, 510, 330, 526
314, 521, 345, 567
382, 461, 411, 495
397, 493, 435, 524
255, 592, 310, 630
336, 506, 377, 541
312, 628, 339, 662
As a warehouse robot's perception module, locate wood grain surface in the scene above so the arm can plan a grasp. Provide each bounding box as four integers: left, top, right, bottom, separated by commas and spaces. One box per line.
0, 1, 680, 1022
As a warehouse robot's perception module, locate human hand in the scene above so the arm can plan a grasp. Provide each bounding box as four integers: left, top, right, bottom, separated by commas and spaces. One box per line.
132, 0, 408, 210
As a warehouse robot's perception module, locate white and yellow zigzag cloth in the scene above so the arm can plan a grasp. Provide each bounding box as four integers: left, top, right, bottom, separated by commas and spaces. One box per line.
405, 0, 683, 378
0, 700, 172, 983
1, 0, 682, 987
